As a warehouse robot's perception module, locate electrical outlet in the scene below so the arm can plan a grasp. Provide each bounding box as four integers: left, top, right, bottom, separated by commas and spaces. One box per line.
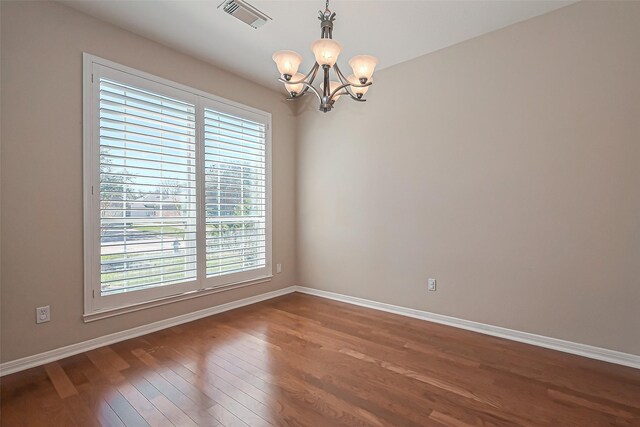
36, 305, 50, 324
276, 263, 282, 273
427, 278, 437, 291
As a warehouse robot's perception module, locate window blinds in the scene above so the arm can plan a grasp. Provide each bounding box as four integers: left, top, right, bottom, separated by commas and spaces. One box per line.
203, 109, 267, 277
86, 57, 271, 314
98, 78, 198, 295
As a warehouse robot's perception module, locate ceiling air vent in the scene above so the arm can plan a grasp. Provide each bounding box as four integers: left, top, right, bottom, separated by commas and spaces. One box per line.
219, 0, 272, 29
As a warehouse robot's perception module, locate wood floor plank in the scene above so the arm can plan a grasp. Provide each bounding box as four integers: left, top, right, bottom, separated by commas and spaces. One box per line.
77, 357, 149, 427
44, 361, 78, 399
213, 311, 515, 426
199, 321, 432, 425
61, 394, 103, 427
2, 292, 639, 426
133, 346, 272, 426
114, 380, 173, 427
206, 339, 386, 426
75, 381, 127, 427
132, 377, 198, 427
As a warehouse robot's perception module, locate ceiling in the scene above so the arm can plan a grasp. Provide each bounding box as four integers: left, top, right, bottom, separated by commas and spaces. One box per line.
60, 0, 575, 91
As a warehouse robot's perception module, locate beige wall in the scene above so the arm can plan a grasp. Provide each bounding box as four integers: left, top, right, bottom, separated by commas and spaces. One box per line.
297, 1, 640, 355
0, 1, 297, 362
2, 0, 639, 364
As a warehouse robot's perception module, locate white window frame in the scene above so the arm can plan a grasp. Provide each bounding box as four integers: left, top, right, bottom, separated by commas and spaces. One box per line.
83, 53, 272, 321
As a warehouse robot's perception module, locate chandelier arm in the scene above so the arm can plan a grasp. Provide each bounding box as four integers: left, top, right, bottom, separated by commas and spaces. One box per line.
278, 63, 320, 99
276, 78, 321, 102
333, 63, 372, 88
333, 63, 349, 82
298, 63, 320, 96
330, 89, 365, 102
328, 82, 353, 100
299, 81, 323, 102
332, 63, 371, 101
338, 83, 373, 102
332, 64, 357, 99
347, 81, 372, 88
328, 80, 372, 101
347, 93, 366, 102
278, 62, 319, 85
333, 63, 359, 98
338, 86, 366, 102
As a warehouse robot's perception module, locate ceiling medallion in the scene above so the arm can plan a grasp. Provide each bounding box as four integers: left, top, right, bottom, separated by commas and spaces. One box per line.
272, 0, 378, 113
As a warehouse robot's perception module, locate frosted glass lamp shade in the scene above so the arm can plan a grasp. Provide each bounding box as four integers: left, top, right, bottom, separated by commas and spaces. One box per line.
348, 55, 379, 82
284, 73, 305, 95
311, 39, 342, 67
272, 50, 302, 77
347, 74, 371, 96
321, 81, 343, 101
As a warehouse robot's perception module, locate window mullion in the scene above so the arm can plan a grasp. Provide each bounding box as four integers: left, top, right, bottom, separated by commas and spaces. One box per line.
91, 64, 104, 308
195, 98, 207, 289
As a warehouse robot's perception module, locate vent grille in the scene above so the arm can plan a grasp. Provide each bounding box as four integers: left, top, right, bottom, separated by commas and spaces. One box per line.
219, 0, 271, 29
224, 2, 240, 14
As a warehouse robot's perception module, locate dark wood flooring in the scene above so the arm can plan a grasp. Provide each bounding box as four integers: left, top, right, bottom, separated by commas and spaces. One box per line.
1, 292, 639, 426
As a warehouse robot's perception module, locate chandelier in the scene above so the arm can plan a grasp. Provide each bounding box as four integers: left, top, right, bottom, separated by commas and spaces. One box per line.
272, 0, 379, 113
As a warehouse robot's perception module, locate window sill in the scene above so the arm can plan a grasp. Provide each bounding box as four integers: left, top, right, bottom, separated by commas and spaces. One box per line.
83, 275, 273, 322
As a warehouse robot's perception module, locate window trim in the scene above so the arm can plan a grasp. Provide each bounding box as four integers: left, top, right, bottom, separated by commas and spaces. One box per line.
82, 53, 272, 321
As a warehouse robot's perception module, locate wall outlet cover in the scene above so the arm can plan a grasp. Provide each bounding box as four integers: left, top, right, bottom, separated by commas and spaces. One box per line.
36, 306, 50, 324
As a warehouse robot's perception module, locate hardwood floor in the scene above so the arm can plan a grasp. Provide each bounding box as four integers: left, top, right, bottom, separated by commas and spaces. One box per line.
1, 292, 639, 426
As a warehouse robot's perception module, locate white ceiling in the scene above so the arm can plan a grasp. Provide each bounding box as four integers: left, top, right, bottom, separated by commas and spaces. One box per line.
60, 0, 575, 91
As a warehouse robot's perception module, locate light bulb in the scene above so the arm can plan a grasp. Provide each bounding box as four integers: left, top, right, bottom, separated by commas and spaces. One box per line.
348, 55, 378, 82
347, 74, 372, 97
311, 39, 342, 67
272, 50, 302, 78
284, 73, 305, 95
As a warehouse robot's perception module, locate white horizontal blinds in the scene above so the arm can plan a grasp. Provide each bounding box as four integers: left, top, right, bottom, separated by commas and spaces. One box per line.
98, 78, 198, 295
204, 108, 267, 278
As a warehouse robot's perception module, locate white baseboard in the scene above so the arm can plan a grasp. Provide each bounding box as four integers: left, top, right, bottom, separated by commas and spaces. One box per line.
294, 286, 640, 370
0, 286, 297, 377
3, 285, 637, 376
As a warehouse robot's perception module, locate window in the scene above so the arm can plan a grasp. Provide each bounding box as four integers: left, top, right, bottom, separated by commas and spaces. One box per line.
83, 54, 271, 318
